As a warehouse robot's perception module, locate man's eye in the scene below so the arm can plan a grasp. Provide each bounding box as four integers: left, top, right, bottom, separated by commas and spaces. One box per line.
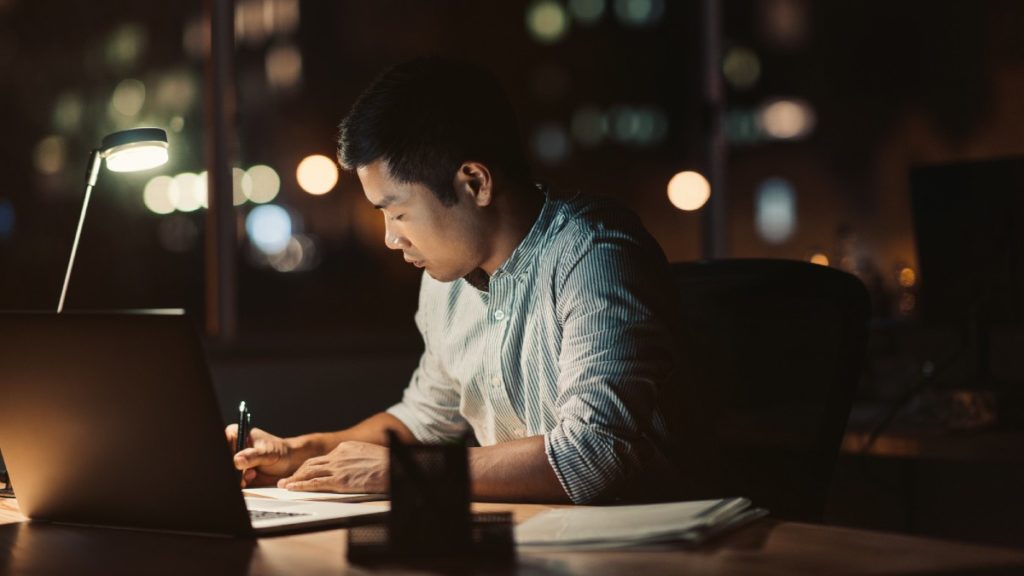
392, 214, 404, 222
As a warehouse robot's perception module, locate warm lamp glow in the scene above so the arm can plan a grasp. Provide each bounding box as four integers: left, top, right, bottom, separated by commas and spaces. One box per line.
667, 171, 711, 211
105, 144, 169, 172
810, 253, 829, 266
101, 128, 169, 173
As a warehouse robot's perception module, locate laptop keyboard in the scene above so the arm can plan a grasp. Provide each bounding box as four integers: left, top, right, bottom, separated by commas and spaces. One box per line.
249, 509, 312, 521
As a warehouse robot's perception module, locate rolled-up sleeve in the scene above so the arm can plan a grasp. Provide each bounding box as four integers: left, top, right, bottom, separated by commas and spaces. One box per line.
387, 278, 469, 443
544, 227, 674, 503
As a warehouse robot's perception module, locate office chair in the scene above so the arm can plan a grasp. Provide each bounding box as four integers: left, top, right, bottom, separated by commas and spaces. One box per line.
666, 259, 869, 522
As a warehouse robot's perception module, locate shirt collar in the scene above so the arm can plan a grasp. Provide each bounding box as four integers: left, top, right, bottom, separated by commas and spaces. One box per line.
492, 184, 557, 281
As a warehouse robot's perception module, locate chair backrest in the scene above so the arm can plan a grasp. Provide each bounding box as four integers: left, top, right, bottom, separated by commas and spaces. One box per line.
666, 259, 869, 522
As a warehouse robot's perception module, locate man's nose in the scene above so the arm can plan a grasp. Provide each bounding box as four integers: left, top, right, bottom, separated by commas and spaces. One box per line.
384, 222, 406, 250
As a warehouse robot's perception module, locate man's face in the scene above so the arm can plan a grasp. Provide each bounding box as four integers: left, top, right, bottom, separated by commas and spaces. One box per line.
357, 159, 488, 282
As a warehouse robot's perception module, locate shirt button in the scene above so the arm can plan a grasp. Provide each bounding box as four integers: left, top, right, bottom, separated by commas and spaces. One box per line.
491, 376, 501, 389
493, 309, 506, 321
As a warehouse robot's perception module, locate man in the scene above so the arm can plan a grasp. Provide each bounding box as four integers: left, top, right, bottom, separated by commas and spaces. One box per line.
228, 58, 684, 504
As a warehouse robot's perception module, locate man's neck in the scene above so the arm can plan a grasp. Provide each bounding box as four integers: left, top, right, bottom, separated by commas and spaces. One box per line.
478, 183, 545, 277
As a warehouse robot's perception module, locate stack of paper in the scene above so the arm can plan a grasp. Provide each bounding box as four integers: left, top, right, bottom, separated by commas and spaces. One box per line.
242, 487, 386, 503
514, 497, 767, 549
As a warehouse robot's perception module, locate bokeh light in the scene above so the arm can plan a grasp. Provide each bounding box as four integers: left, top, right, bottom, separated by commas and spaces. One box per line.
33, 135, 66, 176
172, 172, 204, 212
244, 164, 281, 204
569, 0, 606, 24
0, 198, 14, 240
232, 167, 249, 206
667, 171, 711, 211
610, 106, 668, 146
758, 99, 816, 140
268, 234, 318, 273
105, 23, 146, 72
810, 252, 829, 266
266, 43, 303, 91
154, 71, 197, 112
272, 0, 302, 37
613, 0, 665, 27
195, 171, 210, 208
111, 79, 147, 117
143, 175, 179, 215
898, 267, 917, 288
755, 177, 797, 244
761, 0, 807, 49
52, 93, 83, 133
570, 106, 608, 147
183, 19, 208, 60
526, 0, 570, 44
237, 0, 269, 46
246, 204, 293, 254
899, 293, 916, 315
723, 46, 761, 90
296, 154, 339, 195
531, 123, 571, 164
725, 109, 762, 145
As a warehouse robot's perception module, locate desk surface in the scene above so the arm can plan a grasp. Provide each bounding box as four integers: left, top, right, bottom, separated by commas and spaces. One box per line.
2, 497, 1023, 575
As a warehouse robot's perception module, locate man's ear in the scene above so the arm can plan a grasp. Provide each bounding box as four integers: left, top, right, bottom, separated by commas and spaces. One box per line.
453, 162, 493, 207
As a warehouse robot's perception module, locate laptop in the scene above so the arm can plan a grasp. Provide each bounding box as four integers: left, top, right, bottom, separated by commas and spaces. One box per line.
0, 311, 387, 537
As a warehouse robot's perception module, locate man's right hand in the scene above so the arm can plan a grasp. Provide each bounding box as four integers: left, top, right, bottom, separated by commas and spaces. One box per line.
225, 424, 304, 488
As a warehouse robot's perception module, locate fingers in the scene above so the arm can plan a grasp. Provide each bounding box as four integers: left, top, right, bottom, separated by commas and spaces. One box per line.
225, 423, 238, 446
244, 469, 282, 488
233, 445, 280, 470
279, 459, 331, 484
279, 476, 338, 492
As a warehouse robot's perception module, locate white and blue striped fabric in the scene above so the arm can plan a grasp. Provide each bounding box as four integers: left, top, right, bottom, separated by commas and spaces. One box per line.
387, 190, 679, 503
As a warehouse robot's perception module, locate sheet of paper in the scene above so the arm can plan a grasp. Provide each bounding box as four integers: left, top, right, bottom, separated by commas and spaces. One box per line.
514, 497, 752, 547
243, 487, 373, 501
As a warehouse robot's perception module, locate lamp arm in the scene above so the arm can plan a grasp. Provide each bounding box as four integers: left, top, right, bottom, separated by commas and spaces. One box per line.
57, 149, 102, 313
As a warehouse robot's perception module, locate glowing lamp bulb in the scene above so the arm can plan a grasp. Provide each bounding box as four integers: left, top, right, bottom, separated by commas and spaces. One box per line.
101, 128, 170, 173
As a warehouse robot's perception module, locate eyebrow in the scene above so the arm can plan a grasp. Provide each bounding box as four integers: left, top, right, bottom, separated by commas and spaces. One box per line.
372, 195, 400, 210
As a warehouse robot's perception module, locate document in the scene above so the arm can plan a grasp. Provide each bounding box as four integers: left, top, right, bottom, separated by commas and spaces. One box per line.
514, 497, 767, 548
242, 487, 386, 503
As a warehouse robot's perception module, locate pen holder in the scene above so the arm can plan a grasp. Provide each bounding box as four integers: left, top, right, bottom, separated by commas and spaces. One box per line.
346, 432, 514, 566
388, 431, 472, 553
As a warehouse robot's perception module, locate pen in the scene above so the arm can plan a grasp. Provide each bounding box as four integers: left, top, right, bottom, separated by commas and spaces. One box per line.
236, 401, 251, 479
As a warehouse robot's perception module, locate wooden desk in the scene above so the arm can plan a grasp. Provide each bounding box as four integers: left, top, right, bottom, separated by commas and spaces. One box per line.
2, 497, 1023, 575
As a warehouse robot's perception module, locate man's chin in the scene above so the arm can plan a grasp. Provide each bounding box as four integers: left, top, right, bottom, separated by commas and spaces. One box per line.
425, 269, 457, 282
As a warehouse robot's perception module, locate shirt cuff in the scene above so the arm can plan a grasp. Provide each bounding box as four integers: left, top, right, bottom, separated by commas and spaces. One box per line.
544, 429, 604, 504
386, 403, 449, 444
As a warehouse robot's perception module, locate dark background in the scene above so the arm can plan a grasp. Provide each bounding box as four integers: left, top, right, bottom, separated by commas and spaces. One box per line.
1, 0, 1023, 547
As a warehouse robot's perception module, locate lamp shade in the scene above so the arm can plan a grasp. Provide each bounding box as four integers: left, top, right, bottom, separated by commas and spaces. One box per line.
101, 128, 169, 173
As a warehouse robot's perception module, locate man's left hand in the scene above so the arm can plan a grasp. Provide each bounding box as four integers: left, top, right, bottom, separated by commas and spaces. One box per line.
277, 441, 388, 493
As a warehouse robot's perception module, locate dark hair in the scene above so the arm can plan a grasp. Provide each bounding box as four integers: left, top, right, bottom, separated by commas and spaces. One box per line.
337, 58, 531, 206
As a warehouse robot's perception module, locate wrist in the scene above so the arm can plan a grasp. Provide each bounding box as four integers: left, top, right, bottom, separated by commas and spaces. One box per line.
287, 433, 327, 461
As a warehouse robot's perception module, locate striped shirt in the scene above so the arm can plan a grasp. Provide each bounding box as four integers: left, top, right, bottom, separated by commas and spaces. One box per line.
387, 190, 680, 503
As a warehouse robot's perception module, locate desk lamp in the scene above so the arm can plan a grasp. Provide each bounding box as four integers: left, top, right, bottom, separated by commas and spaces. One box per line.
57, 128, 169, 313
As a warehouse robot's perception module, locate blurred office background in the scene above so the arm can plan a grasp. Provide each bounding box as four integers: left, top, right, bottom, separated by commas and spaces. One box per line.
1, 0, 1023, 546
